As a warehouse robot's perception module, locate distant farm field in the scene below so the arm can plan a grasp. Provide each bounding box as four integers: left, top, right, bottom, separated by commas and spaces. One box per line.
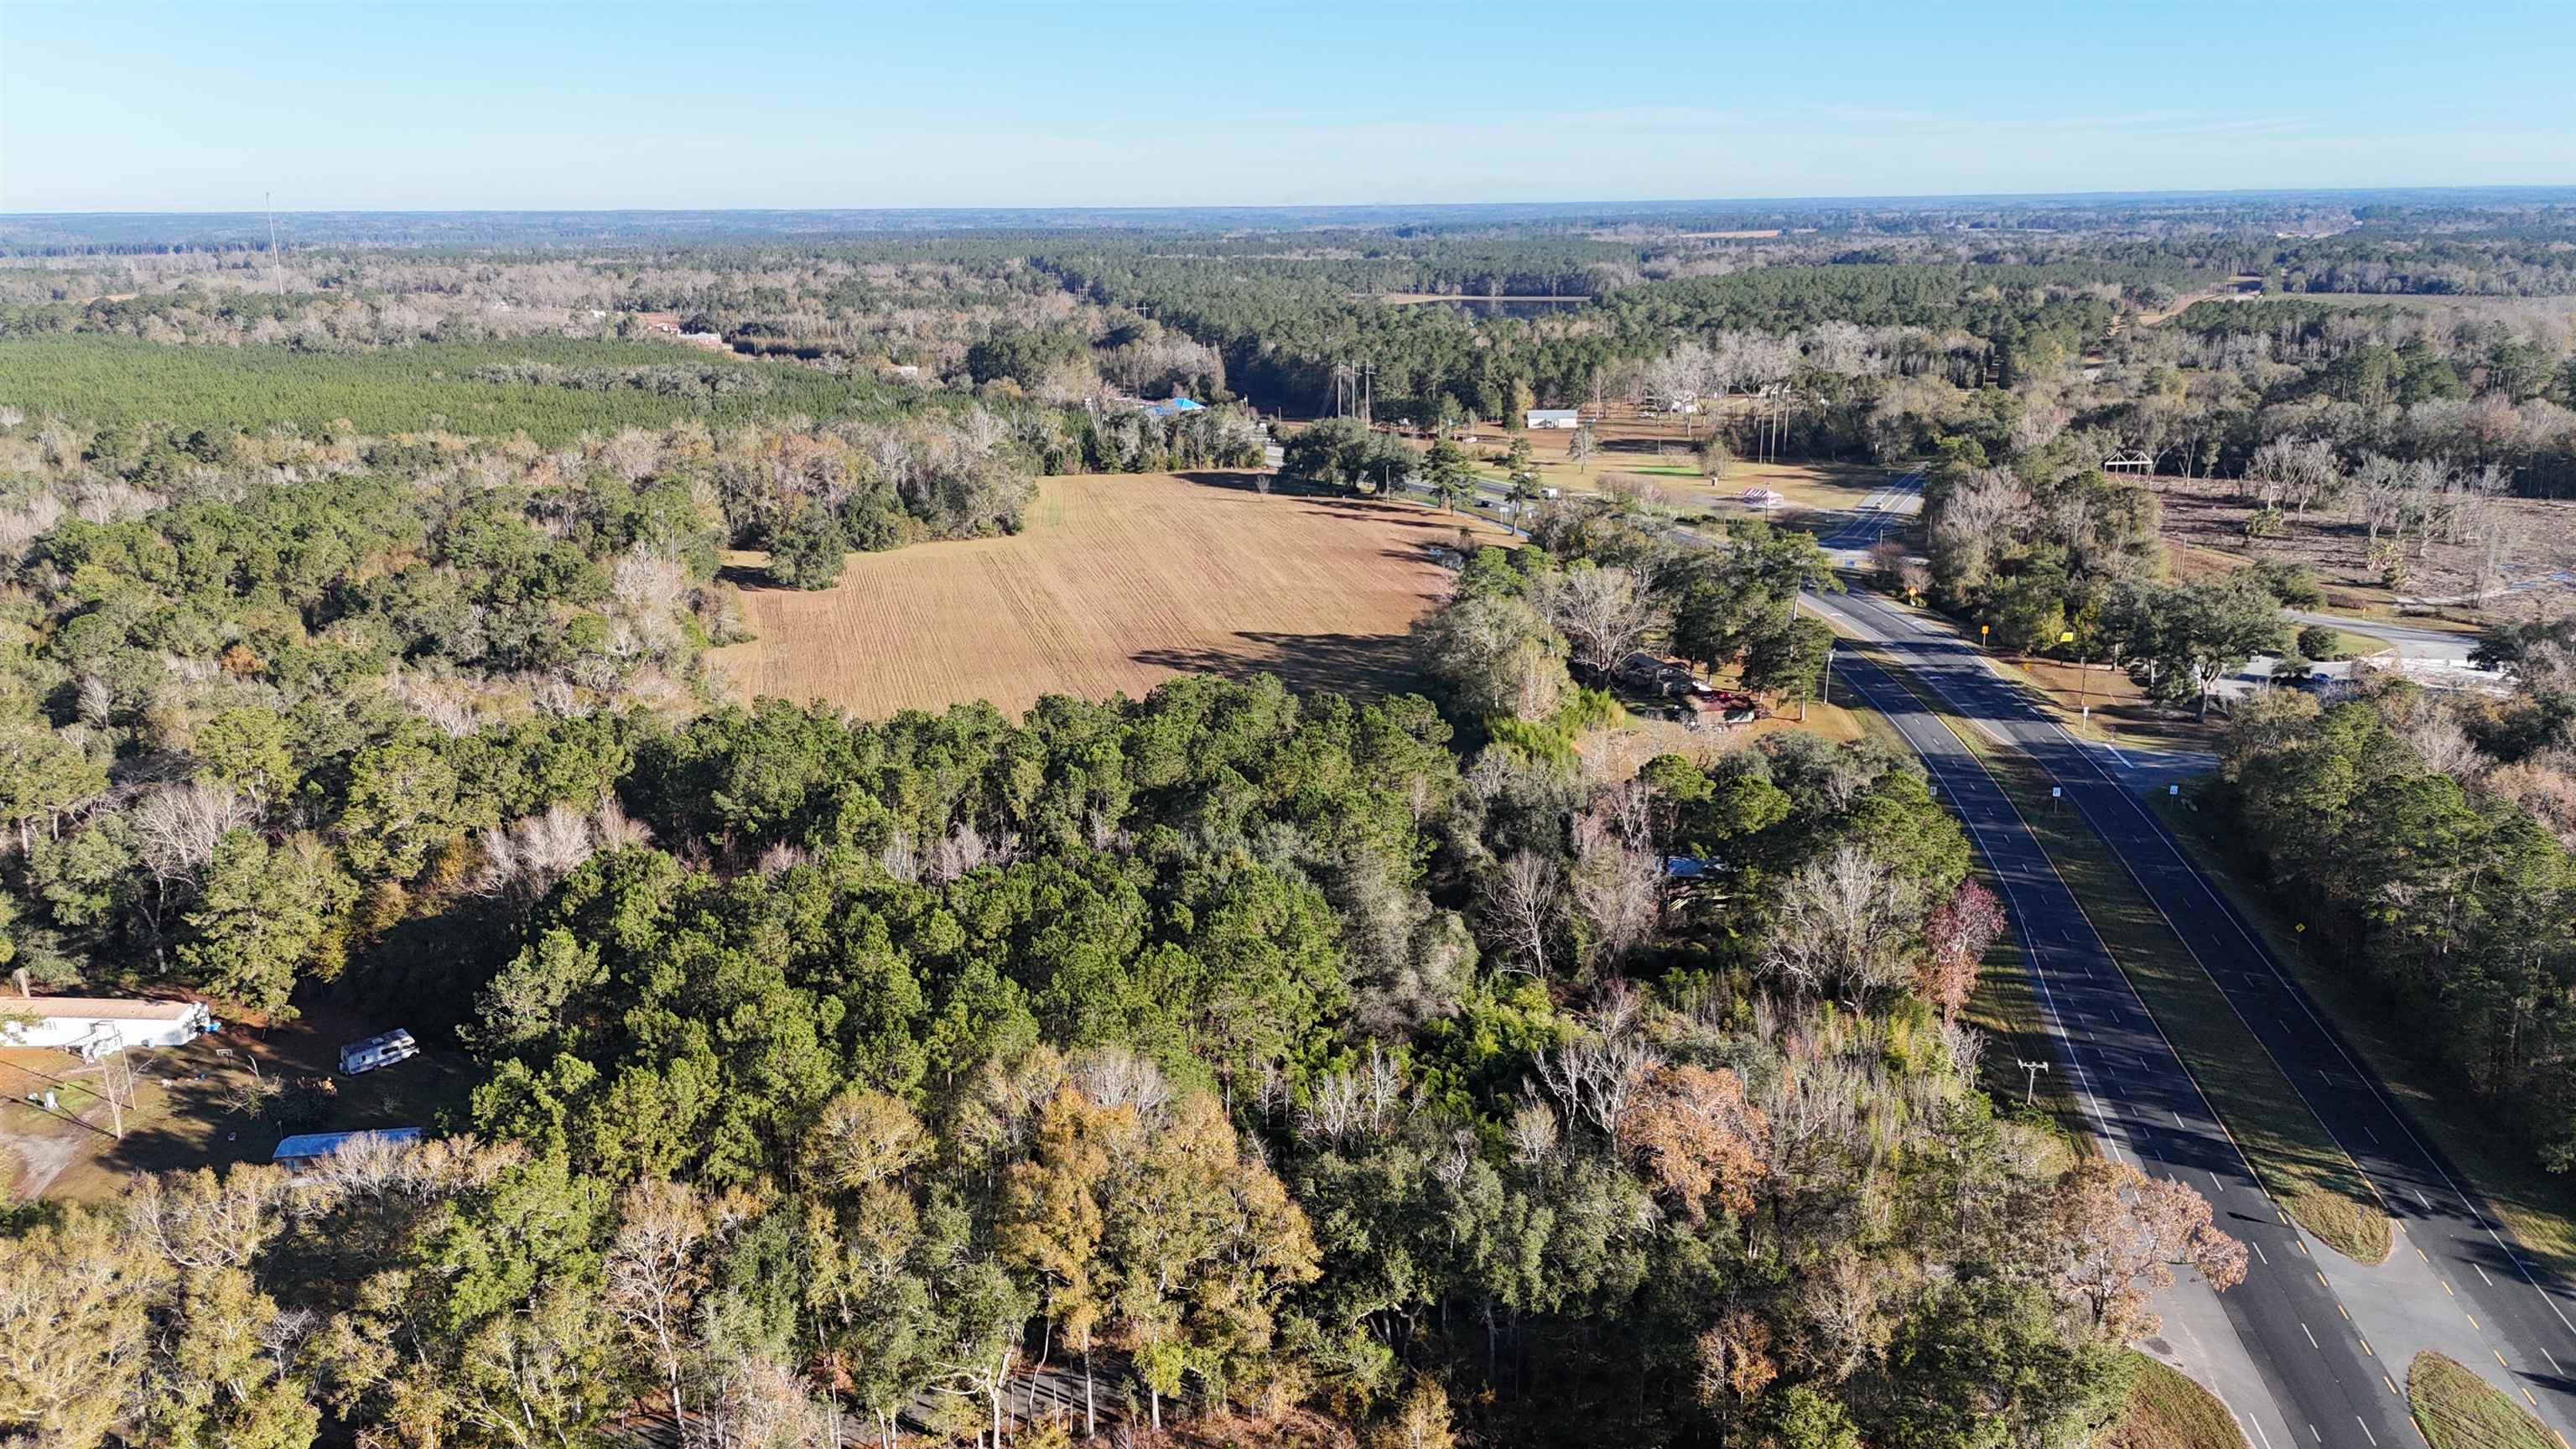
709, 471, 1510, 717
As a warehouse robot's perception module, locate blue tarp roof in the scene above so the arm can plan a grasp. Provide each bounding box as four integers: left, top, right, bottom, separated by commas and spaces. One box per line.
273, 1127, 423, 1161
1143, 397, 1206, 418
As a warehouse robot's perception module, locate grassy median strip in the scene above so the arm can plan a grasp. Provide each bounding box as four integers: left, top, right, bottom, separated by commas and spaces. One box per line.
2157, 796, 2576, 1283
2106, 1353, 2249, 1449
2407, 1352, 2553, 1449
1849, 641, 2394, 1264
1960, 915, 2088, 1141
1823, 637, 2087, 1142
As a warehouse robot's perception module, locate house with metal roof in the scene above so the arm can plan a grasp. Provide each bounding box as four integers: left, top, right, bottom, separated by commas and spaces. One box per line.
0, 993, 212, 1055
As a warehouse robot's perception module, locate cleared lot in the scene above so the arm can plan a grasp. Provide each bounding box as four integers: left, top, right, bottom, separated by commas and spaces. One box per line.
710, 470, 1513, 718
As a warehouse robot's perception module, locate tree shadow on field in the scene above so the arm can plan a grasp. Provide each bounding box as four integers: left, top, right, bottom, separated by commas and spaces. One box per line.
1174, 470, 1278, 492
715, 560, 792, 591
1134, 631, 1418, 699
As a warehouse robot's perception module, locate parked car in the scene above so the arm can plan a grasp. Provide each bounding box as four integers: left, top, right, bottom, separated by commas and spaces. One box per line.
339, 1029, 419, 1076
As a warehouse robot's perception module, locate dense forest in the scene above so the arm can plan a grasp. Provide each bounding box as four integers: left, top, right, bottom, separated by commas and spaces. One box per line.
6, 194, 2574, 1448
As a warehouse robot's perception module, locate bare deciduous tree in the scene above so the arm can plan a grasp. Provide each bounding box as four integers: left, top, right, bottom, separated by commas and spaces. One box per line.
1763, 844, 1922, 1002
1542, 564, 1666, 678
132, 782, 258, 894
1479, 850, 1562, 981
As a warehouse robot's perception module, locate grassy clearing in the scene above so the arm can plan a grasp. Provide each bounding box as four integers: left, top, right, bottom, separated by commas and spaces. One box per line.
2106, 1353, 2249, 1449
2156, 797, 2576, 1282
1851, 643, 2393, 1263
2312, 627, 2392, 660
710, 471, 1515, 719
2407, 1352, 2553, 1449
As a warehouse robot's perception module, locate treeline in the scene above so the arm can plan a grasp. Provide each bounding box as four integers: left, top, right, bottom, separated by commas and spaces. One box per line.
2215, 673, 2576, 1171
2112, 298, 2576, 496
1041, 254, 2191, 428
3, 670, 2244, 1447
0, 336, 917, 445
1598, 262, 2174, 382
2261, 225, 2576, 297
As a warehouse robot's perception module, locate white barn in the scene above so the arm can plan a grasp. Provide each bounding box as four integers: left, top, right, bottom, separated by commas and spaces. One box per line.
1524, 408, 1581, 430
2, 996, 213, 1056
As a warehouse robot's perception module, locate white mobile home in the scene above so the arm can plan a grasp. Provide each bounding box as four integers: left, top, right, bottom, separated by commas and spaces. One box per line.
1524, 408, 1581, 430
273, 1128, 424, 1169
2, 996, 212, 1056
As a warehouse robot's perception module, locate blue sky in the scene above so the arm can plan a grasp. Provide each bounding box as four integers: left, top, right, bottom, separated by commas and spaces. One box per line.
3, 0, 2570, 212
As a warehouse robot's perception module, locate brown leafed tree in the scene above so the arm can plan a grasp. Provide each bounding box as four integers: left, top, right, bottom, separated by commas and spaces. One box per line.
1616, 1062, 1769, 1223
2033, 1159, 2245, 1341
1916, 877, 2006, 1025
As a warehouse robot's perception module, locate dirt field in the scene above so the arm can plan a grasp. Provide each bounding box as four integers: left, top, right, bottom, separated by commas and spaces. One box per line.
709, 471, 1514, 719
2154, 475, 2576, 626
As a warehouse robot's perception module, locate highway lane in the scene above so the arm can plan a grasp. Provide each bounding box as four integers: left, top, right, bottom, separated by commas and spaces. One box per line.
1827, 579, 2576, 1439
1825, 595, 2402, 1449
1412, 463, 2520, 1437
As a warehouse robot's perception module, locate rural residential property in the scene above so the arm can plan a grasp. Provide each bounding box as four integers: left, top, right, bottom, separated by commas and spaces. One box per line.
3, 6, 2573, 1449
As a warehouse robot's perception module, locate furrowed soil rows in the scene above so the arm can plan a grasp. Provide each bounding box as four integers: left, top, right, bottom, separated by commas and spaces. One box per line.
709, 471, 1509, 718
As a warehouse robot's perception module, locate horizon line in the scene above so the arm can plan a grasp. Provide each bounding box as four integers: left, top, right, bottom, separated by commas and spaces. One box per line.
8, 182, 2576, 222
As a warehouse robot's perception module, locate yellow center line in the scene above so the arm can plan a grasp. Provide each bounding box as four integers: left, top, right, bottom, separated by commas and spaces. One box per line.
2497, 1349, 2511, 1369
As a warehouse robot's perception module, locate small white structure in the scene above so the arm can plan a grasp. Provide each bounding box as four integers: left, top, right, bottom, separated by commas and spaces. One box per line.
1524, 408, 1581, 430
1, 996, 212, 1056
2103, 451, 2155, 476
1739, 487, 1788, 510
273, 1128, 424, 1169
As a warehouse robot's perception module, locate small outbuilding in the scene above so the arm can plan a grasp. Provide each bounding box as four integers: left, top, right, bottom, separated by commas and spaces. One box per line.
1524, 408, 1581, 430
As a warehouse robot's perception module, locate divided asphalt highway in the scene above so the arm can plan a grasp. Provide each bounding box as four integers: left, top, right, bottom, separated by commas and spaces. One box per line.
1806, 489, 2393, 1448
1400, 457, 2573, 1439
1811, 476, 2576, 1446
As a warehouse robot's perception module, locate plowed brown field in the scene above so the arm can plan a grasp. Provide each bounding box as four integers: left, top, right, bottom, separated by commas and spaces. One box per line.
709, 471, 1510, 718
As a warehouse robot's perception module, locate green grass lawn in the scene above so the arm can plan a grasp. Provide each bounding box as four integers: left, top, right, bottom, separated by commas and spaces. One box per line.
2155, 796, 2576, 1283
2106, 1353, 2249, 1449
1851, 643, 2393, 1263
2314, 627, 2393, 660
2408, 1352, 2552, 1449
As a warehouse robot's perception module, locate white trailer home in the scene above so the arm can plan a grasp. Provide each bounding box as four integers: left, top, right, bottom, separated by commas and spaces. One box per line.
1, 995, 213, 1057
1524, 408, 1581, 430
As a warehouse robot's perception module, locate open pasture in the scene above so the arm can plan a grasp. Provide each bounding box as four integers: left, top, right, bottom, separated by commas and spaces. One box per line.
709, 470, 1512, 718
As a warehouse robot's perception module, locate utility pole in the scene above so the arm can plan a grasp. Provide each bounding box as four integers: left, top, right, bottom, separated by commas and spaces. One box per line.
2014, 1058, 2051, 1106
266, 192, 283, 295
